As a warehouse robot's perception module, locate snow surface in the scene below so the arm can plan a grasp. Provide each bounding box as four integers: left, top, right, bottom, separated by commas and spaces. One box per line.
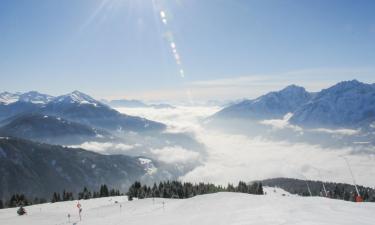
1, 188, 374, 225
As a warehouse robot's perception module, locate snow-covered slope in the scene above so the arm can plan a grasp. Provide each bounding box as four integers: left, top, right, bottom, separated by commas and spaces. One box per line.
290, 80, 375, 128
213, 85, 312, 120
1, 191, 374, 225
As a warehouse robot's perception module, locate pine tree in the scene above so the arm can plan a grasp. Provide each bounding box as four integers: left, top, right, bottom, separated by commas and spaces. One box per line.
100, 185, 109, 197
51, 192, 61, 203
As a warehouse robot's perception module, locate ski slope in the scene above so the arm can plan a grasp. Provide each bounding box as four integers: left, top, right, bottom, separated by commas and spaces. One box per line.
0, 187, 374, 225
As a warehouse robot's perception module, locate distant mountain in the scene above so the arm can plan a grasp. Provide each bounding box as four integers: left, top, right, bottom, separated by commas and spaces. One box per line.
0, 92, 20, 105
0, 137, 168, 200
0, 91, 53, 105
213, 85, 312, 120
0, 113, 110, 145
0, 101, 40, 122
107, 99, 175, 109
42, 91, 166, 132
0, 91, 53, 121
18, 91, 54, 104
0, 91, 166, 133
289, 80, 375, 128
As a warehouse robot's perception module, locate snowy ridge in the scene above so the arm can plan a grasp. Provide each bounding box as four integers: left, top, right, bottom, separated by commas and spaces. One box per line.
213, 80, 375, 128
0, 91, 53, 105
214, 84, 312, 120
1, 192, 374, 225
51, 91, 100, 106
0, 92, 21, 105
290, 80, 375, 127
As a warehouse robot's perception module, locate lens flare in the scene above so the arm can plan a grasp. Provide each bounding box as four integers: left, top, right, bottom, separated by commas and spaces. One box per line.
154, 2, 186, 81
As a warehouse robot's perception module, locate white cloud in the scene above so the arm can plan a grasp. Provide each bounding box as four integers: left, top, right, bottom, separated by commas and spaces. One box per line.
259, 113, 302, 132
70, 142, 135, 154
150, 146, 200, 164
310, 128, 360, 136
115, 106, 375, 187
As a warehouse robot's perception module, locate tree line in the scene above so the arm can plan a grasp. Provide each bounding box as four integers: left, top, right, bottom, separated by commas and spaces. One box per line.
262, 178, 375, 202
127, 181, 264, 200
0, 184, 122, 209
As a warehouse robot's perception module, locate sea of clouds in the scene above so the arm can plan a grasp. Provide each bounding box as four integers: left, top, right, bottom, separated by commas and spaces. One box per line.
101, 106, 375, 187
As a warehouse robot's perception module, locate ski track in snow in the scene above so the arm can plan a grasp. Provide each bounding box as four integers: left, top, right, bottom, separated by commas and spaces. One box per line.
0, 188, 374, 225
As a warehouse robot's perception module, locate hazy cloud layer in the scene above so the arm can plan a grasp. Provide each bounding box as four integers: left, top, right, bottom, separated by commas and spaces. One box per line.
151, 146, 200, 164
70, 142, 136, 154
117, 106, 375, 187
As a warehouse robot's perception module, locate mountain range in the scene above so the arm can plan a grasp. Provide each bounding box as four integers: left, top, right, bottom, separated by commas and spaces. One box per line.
214, 85, 312, 120
0, 91, 165, 134
213, 80, 375, 129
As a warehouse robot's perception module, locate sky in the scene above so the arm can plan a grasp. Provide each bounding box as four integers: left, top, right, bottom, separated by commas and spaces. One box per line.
1, 0, 375, 102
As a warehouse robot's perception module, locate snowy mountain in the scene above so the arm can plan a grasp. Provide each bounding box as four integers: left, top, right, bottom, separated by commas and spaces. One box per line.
290, 80, 375, 128
213, 85, 312, 120
0, 137, 165, 200
51, 91, 100, 106
18, 91, 53, 104
42, 91, 166, 132
0, 92, 20, 105
0, 113, 111, 145
0, 91, 53, 105
0, 91, 53, 121
0, 91, 166, 132
1, 191, 374, 225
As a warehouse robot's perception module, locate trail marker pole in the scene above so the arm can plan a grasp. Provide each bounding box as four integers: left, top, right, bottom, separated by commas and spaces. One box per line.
77, 201, 82, 221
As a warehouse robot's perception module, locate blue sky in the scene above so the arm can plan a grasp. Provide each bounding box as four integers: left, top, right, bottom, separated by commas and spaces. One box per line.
1, 0, 375, 102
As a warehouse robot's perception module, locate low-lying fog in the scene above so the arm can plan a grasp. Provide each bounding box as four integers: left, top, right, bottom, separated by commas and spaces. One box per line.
95, 106, 375, 187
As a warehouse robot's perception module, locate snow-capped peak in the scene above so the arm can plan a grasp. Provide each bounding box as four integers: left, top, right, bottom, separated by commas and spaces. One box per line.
0, 91, 53, 105
279, 84, 307, 94
19, 91, 53, 104
290, 80, 375, 127
53, 91, 100, 106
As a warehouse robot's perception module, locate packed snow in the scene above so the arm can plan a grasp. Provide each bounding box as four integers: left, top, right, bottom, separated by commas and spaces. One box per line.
1, 188, 374, 225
